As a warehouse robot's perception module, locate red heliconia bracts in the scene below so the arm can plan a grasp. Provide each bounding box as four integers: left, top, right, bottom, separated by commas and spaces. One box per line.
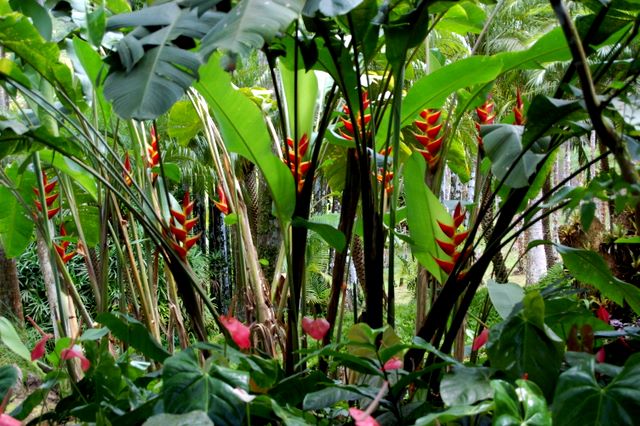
169, 191, 201, 260
413, 109, 443, 169
147, 125, 160, 168
475, 97, 496, 149
513, 88, 525, 126
434, 202, 470, 278
284, 134, 311, 193
123, 152, 133, 186
213, 184, 230, 215
54, 224, 77, 264
340, 93, 371, 141
33, 172, 60, 219
377, 171, 394, 195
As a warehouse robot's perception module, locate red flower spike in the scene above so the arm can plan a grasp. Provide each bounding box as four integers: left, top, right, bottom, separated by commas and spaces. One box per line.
31, 333, 53, 361
436, 239, 456, 256
453, 230, 470, 246
420, 109, 441, 125
61, 251, 76, 264
170, 241, 188, 260
426, 137, 444, 155
513, 88, 525, 126
183, 217, 198, 232
596, 347, 606, 363
414, 120, 430, 133
61, 344, 90, 372
472, 328, 489, 351
302, 317, 330, 340
170, 224, 188, 242
214, 185, 230, 215
453, 203, 465, 228
46, 207, 60, 219
437, 220, 456, 239
184, 233, 201, 251
123, 153, 133, 186
170, 209, 186, 224
425, 123, 443, 139
220, 315, 251, 350
434, 257, 455, 275
298, 134, 309, 156
54, 243, 66, 258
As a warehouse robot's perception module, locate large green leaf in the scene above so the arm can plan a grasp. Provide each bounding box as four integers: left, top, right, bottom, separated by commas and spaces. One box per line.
0, 163, 34, 258
414, 402, 493, 426
96, 312, 170, 363
556, 245, 640, 316
436, 1, 486, 35
292, 216, 346, 252
142, 411, 214, 426
0, 365, 18, 402
163, 348, 249, 426
481, 124, 545, 189
487, 280, 525, 319
200, 0, 304, 58
493, 379, 552, 426
70, 37, 112, 121
303, 0, 363, 17
104, 3, 221, 119
495, 27, 570, 71
194, 54, 295, 222
486, 292, 564, 399
39, 149, 98, 202
168, 100, 202, 146
0, 6, 80, 104
544, 297, 611, 341
440, 365, 492, 406
553, 353, 640, 425
404, 152, 455, 283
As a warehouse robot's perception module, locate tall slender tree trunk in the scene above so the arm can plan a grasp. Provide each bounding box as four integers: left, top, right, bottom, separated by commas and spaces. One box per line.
525, 199, 546, 285
0, 244, 23, 324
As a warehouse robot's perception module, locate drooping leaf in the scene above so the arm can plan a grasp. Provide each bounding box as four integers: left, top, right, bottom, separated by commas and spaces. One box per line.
142, 411, 214, 426
404, 152, 455, 283
0, 316, 31, 362
96, 312, 170, 363
302, 0, 363, 17
481, 124, 545, 188
69, 37, 112, 120
486, 291, 564, 398
414, 402, 493, 426
9, 0, 52, 41
487, 280, 525, 319
194, 53, 295, 223
200, 0, 304, 58
436, 1, 486, 35
303, 385, 379, 410
495, 27, 570, 71
0, 365, 18, 402
556, 245, 640, 316
39, 149, 98, 201
553, 353, 640, 425
163, 348, 248, 426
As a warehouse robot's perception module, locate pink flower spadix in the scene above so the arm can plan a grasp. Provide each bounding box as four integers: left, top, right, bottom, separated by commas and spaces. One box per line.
31, 334, 53, 361
61, 344, 90, 372
472, 328, 490, 351
220, 315, 251, 350
382, 357, 402, 371
301, 317, 330, 341
0, 413, 21, 426
349, 408, 379, 426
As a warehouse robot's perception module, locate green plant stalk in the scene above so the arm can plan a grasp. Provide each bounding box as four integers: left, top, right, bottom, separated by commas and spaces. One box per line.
53, 251, 94, 327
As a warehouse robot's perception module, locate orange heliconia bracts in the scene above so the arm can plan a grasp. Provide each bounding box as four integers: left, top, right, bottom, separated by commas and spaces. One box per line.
213, 184, 230, 215
33, 172, 61, 219
513, 89, 525, 126
169, 191, 201, 260
339, 93, 371, 142
54, 224, 77, 264
284, 134, 311, 193
434, 203, 470, 278
414, 109, 444, 169
475, 98, 496, 149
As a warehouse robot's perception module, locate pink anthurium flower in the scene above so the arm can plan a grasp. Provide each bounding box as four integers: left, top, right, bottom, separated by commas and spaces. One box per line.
60, 344, 91, 372
382, 357, 402, 371
596, 305, 610, 324
0, 413, 21, 426
349, 408, 379, 426
31, 333, 53, 361
472, 328, 490, 351
220, 315, 251, 350
301, 317, 330, 341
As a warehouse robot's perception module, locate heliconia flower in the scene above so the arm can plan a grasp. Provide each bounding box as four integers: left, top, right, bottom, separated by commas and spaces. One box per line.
54, 224, 76, 264
596, 305, 610, 324
476, 97, 496, 149
513, 88, 525, 126
31, 333, 53, 361
61, 344, 91, 372
472, 328, 490, 351
376, 171, 394, 194
169, 191, 200, 260
453, 230, 470, 246
349, 408, 380, 426
436, 238, 457, 256
452, 202, 465, 228
340, 93, 371, 141
34, 172, 61, 219
302, 317, 330, 341
434, 257, 455, 275
596, 347, 606, 363
220, 315, 251, 350
147, 125, 160, 168
437, 220, 456, 239
413, 109, 443, 170
284, 134, 312, 193
213, 185, 230, 215
123, 152, 133, 186
382, 357, 402, 371
0, 413, 21, 426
